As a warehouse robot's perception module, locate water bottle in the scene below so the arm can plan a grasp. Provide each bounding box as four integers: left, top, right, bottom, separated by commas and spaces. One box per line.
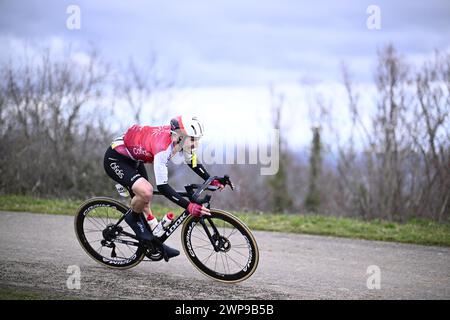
152, 212, 175, 237
115, 184, 129, 197
146, 213, 159, 231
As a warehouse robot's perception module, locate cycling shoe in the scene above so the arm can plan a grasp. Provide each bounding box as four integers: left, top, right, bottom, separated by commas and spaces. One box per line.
161, 244, 180, 261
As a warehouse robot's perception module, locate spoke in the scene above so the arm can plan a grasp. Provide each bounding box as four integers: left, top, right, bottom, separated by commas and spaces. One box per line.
115, 246, 128, 259
192, 226, 212, 242
219, 251, 227, 274
84, 229, 102, 233
125, 244, 136, 255
193, 246, 215, 251
201, 250, 216, 265
214, 251, 218, 271
191, 234, 212, 244
230, 248, 249, 259
223, 252, 245, 270
101, 209, 111, 226
227, 228, 239, 239
196, 223, 210, 240
223, 251, 231, 274
192, 243, 214, 250
86, 216, 105, 230
95, 210, 109, 228
85, 217, 101, 231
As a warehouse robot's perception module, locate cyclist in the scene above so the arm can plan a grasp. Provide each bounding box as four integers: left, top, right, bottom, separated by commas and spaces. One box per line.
103, 115, 225, 261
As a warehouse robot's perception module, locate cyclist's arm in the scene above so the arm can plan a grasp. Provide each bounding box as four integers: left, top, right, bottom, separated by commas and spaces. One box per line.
184, 151, 210, 180
187, 162, 210, 180
156, 184, 190, 209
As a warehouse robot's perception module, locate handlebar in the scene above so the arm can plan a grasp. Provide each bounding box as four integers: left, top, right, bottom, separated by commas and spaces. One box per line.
190, 175, 234, 204
153, 175, 233, 205
190, 176, 216, 204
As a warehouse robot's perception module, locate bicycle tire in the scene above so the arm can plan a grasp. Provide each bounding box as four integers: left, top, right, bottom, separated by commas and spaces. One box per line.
181, 209, 259, 283
74, 197, 145, 269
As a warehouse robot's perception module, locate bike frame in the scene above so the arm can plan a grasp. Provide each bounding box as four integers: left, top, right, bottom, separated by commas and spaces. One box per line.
111, 176, 224, 251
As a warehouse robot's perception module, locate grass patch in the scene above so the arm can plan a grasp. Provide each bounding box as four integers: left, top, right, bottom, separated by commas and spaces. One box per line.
0, 195, 81, 216
0, 194, 169, 217
235, 212, 450, 246
0, 286, 79, 300
1, 195, 449, 247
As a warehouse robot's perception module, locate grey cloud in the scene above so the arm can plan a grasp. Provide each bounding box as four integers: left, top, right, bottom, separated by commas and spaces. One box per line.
0, 0, 448, 86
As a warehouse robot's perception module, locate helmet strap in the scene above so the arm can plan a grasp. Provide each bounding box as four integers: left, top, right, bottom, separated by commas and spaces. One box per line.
172, 134, 187, 152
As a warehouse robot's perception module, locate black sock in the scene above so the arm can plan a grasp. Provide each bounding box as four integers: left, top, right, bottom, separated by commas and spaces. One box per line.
126, 208, 142, 217
124, 209, 153, 241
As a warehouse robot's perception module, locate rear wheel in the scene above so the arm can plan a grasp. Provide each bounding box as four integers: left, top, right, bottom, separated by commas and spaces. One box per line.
74, 197, 145, 269
181, 209, 259, 283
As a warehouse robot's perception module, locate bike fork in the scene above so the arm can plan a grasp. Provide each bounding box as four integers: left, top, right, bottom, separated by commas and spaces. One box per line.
199, 217, 221, 252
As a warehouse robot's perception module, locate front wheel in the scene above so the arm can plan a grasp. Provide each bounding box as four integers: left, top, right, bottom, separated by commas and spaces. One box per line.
181, 209, 259, 283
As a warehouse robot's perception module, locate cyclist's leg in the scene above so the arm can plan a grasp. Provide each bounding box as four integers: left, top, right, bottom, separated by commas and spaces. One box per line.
134, 162, 154, 218
103, 148, 178, 259
132, 161, 179, 260
130, 177, 153, 214
103, 146, 141, 194
104, 147, 153, 240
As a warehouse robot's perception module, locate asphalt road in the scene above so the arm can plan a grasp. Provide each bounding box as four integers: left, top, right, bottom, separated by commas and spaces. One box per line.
0, 211, 449, 299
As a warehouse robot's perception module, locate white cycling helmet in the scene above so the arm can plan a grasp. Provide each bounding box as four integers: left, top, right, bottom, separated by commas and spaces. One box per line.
170, 115, 204, 138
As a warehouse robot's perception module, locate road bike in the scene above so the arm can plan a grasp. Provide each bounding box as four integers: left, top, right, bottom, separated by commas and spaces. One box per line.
74, 176, 259, 283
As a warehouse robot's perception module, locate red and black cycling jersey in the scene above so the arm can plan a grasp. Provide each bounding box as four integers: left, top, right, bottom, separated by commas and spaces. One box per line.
107, 124, 210, 208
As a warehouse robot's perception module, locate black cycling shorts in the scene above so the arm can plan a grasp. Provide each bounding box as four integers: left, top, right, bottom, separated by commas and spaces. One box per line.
103, 146, 148, 197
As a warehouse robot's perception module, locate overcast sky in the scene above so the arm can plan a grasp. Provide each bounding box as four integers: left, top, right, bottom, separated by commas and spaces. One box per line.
1, 0, 449, 148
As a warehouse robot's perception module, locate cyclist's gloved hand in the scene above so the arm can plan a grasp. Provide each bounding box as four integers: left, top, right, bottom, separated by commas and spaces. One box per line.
188, 202, 211, 217
210, 179, 225, 191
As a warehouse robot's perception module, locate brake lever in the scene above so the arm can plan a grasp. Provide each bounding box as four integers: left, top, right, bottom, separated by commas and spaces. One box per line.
221, 175, 234, 191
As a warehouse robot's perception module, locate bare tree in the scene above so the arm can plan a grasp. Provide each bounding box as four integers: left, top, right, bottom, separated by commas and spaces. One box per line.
265, 86, 293, 213
337, 45, 449, 221
0, 46, 113, 197
406, 50, 450, 221
115, 54, 176, 125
